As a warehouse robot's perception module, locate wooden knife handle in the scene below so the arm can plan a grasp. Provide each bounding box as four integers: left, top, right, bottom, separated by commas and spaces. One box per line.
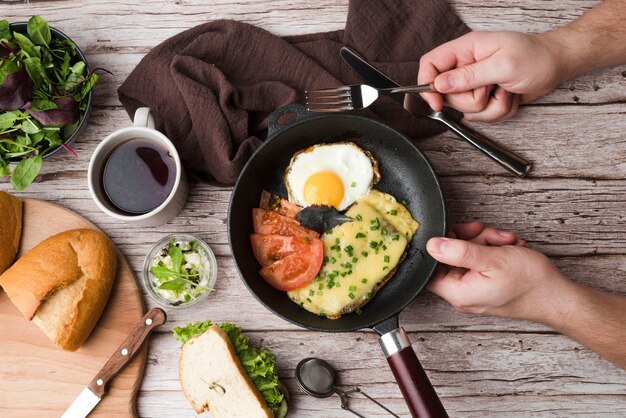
87, 308, 166, 397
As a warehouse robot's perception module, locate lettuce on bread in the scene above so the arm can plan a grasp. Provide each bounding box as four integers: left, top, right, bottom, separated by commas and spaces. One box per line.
174, 321, 288, 418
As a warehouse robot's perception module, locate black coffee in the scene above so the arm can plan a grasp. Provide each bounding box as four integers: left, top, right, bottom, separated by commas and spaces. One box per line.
103, 138, 176, 214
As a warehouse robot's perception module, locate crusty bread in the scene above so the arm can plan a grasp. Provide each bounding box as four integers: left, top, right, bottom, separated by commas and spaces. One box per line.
0, 228, 116, 351
178, 325, 273, 418
0, 191, 22, 275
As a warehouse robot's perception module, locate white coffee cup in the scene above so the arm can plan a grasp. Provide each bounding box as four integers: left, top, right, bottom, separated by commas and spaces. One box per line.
88, 107, 187, 226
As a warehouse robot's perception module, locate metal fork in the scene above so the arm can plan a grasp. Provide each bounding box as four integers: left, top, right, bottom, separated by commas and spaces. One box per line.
305, 83, 436, 113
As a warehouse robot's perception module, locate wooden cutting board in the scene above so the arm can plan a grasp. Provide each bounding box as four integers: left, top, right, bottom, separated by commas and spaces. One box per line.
0, 198, 146, 417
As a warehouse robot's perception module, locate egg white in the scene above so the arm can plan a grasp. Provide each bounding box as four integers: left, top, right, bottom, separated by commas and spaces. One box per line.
285, 143, 377, 211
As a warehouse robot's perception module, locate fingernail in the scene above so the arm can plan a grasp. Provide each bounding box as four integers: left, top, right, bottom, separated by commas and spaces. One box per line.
498, 230, 513, 238
436, 74, 455, 91
428, 237, 447, 254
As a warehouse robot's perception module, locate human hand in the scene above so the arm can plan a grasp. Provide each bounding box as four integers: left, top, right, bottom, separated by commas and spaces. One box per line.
409, 31, 575, 122
426, 222, 575, 326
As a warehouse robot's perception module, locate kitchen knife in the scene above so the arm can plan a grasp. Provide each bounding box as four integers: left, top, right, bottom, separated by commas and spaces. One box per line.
340, 47, 532, 178
61, 308, 167, 418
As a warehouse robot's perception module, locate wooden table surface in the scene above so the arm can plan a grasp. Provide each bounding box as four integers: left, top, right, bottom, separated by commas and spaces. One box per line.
3, 1, 625, 417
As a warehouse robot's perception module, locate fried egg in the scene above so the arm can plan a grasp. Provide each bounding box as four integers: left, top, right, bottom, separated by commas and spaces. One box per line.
288, 189, 420, 319
284, 143, 380, 211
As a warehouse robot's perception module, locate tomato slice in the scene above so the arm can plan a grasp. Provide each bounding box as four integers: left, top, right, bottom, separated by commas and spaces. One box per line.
259, 239, 323, 291
252, 208, 319, 240
250, 234, 310, 267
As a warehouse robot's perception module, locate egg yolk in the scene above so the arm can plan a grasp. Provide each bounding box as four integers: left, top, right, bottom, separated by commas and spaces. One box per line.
303, 171, 344, 207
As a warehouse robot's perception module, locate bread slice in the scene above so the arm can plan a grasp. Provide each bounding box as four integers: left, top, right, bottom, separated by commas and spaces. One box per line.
0, 191, 22, 274
178, 325, 273, 418
0, 228, 116, 351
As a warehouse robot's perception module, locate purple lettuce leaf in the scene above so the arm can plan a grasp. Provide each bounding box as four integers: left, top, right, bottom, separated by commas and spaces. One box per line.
0, 66, 33, 111
23, 96, 78, 126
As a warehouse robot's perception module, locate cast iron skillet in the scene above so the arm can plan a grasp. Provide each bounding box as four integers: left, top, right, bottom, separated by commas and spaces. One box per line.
228, 104, 448, 417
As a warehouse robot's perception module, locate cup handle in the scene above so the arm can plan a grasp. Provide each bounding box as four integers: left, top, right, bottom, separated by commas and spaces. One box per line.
133, 107, 156, 129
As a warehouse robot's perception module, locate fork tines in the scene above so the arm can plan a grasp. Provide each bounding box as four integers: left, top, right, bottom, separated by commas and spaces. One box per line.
305, 86, 355, 113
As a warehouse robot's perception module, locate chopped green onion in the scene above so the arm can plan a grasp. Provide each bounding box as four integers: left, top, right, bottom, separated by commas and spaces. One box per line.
401, 199, 408, 205
356, 309, 363, 315
384, 255, 390, 263
381, 229, 388, 235
369, 241, 378, 249
309, 289, 315, 296
362, 278, 368, 283
392, 235, 400, 241
355, 232, 366, 239
352, 257, 358, 263
330, 257, 337, 264
361, 251, 369, 257
388, 209, 398, 216
355, 214, 363, 221
348, 292, 355, 299
349, 285, 357, 291
350, 181, 357, 187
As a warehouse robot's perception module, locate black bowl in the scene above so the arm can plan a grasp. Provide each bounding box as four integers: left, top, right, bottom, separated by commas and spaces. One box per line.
8, 22, 92, 161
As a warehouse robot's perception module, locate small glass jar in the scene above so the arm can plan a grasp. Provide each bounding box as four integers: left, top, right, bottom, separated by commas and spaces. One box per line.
142, 234, 217, 309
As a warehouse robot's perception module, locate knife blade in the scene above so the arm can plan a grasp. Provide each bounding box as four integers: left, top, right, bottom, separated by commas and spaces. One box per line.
62, 308, 166, 418
340, 47, 532, 178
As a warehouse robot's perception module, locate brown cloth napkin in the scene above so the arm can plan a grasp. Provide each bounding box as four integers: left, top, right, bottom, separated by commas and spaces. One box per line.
118, 0, 469, 184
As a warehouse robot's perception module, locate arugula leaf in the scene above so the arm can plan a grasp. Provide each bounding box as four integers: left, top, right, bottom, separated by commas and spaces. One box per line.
0, 20, 11, 40
13, 32, 40, 58
0, 155, 10, 177
169, 245, 184, 273
17, 117, 41, 134
23, 57, 48, 91
27, 16, 51, 46
0, 110, 20, 131
0, 59, 19, 85
30, 98, 57, 112
158, 278, 188, 292
10, 154, 42, 190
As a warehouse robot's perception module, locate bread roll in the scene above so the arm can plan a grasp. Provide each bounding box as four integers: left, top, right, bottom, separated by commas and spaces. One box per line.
179, 325, 273, 418
0, 228, 116, 351
0, 191, 22, 274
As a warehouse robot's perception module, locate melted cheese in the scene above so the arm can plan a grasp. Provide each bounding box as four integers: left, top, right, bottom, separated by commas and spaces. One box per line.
288, 190, 419, 318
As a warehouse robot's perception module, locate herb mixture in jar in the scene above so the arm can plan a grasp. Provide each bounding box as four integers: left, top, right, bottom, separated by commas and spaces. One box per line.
149, 239, 212, 305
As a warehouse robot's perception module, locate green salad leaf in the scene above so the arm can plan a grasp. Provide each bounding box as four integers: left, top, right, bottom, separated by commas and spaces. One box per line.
173, 321, 287, 417
0, 15, 99, 190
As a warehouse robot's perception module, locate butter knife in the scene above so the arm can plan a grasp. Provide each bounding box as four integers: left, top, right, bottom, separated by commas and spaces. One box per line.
61, 308, 167, 418
340, 47, 532, 178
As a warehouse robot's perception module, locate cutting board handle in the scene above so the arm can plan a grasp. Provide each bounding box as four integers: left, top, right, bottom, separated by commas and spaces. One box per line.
88, 308, 166, 397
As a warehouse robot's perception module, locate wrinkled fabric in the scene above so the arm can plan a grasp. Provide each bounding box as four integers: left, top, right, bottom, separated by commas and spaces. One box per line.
118, 0, 469, 184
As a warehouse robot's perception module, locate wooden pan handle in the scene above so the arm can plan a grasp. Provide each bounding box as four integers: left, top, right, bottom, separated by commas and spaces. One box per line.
87, 308, 166, 397
380, 327, 448, 417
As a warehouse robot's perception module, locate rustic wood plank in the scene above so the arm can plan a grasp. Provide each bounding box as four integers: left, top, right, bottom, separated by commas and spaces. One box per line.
4, 104, 624, 184
136, 331, 626, 417
6, 168, 625, 257
2, 1, 625, 105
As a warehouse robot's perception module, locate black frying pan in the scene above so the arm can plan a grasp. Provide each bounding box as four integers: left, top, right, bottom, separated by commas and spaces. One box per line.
228, 104, 448, 417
